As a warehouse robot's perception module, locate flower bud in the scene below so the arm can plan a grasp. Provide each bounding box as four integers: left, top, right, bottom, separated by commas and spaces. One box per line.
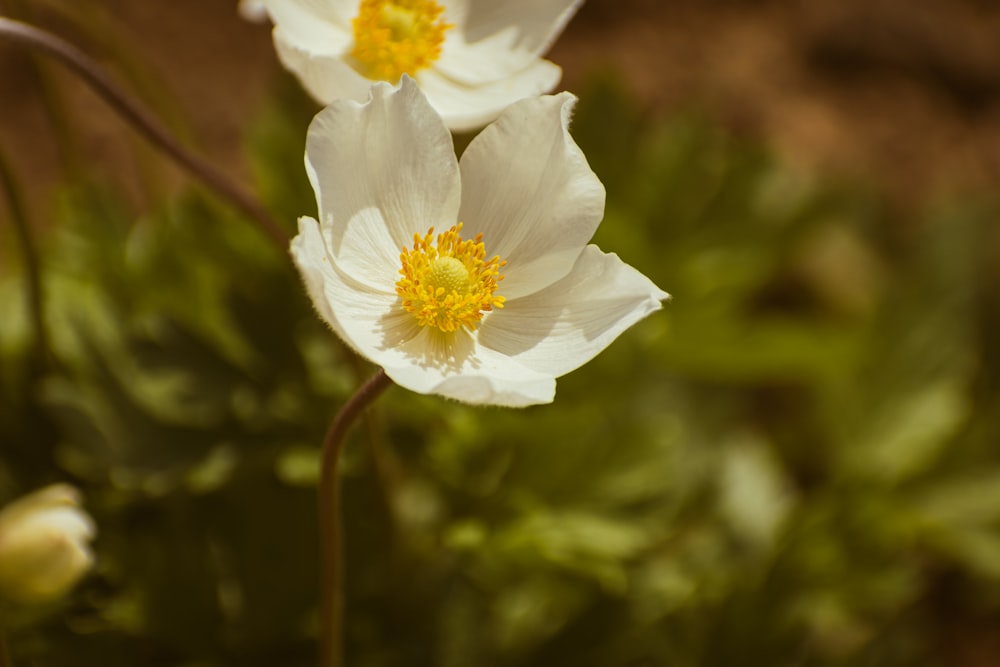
0, 484, 96, 605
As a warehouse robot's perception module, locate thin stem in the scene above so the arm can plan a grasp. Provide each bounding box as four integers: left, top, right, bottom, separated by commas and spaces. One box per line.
347, 353, 405, 552
319, 369, 393, 667
0, 150, 49, 366
5, 0, 83, 176
0, 16, 288, 250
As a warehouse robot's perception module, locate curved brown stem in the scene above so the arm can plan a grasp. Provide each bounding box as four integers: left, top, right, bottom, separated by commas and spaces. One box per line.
0, 16, 288, 250
319, 369, 393, 667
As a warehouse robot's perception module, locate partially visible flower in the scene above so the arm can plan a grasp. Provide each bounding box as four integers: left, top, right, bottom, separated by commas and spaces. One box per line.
292, 77, 669, 407
0, 485, 96, 605
238, 0, 269, 22
260, 0, 582, 131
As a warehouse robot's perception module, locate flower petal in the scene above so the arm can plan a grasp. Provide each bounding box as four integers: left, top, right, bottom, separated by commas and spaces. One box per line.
381, 329, 556, 407
28, 507, 96, 543
290, 216, 355, 344
419, 59, 561, 132
239, 0, 270, 22
305, 77, 462, 291
273, 28, 370, 102
478, 245, 669, 377
437, 0, 581, 85
436, 29, 542, 86
293, 216, 410, 356
458, 92, 605, 298
437, 0, 468, 26
461, 0, 582, 49
263, 0, 354, 54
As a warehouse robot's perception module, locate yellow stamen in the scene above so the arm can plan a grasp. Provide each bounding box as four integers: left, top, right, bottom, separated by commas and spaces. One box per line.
350, 0, 452, 82
396, 223, 506, 333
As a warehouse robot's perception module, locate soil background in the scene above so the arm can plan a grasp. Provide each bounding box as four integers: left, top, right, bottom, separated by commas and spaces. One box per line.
1, 0, 1000, 222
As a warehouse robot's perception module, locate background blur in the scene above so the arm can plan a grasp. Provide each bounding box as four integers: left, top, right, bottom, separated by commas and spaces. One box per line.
2, 1, 1000, 665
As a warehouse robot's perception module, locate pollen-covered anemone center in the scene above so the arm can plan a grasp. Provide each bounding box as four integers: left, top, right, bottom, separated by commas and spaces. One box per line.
396, 224, 506, 333
350, 0, 452, 82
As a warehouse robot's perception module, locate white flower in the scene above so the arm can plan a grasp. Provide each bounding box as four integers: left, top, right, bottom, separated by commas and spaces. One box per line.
260, 0, 582, 131
239, 0, 269, 22
0, 485, 96, 605
291, 77, 668, 407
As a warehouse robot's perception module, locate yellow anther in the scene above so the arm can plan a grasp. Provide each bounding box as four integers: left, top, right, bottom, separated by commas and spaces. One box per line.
350, 0, 452, 82
396, 224, 506, 333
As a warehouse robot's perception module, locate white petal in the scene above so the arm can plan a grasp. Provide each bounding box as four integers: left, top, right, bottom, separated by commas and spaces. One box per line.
290, 216, 355, 344
33, 508, 96, 543
478, 245, 669, 377
305, 77, 462, 291
418, 59, 561, 132
262, 0, 353, 54
239, 0, 270, 22
380, 329, 556, 407
458, 92, 605, 298
436, 28, 540, 86
437, 0, 580, 85
460, 0, 582, 51
292, 217, 410, 357
273, 29, 370, 105
437, 0, 468, 28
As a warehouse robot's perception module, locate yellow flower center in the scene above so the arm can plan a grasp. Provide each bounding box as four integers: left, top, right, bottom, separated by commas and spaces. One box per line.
350, 0, 452, 82
396, 224, 506, 333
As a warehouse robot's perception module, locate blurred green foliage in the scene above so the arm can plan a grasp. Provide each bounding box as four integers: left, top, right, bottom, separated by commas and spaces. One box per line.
2, 72, 1000, 667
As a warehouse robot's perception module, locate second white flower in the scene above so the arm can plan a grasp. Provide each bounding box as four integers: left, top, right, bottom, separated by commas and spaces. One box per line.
261, 0, 583, 131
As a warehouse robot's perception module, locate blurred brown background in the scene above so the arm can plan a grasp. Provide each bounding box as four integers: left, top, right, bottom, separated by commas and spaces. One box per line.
2, 0, 1000, 226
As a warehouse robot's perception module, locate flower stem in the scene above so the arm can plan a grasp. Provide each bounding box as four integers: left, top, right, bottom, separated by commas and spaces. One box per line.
0, 16, 288, 250
319, 369, 393, 667
4, 0, 84, 178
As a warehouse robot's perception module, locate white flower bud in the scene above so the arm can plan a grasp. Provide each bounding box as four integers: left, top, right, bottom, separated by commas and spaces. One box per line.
0, 484, 96, 605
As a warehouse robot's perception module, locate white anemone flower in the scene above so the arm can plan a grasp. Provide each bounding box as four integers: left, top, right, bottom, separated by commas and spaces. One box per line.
260, 0, 583, 132
0, 485, 96, 605
292, 77, 668, 407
